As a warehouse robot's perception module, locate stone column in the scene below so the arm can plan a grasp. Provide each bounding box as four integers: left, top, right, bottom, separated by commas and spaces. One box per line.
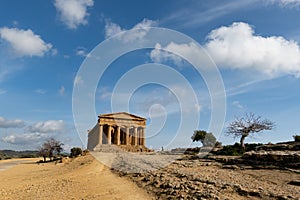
134, 127, 138, 146
137, 128, 140, 145
125, 127, 130, 145
99, 125, 103, 145
141, 128, 145, 146
107, 125, 112, 145
116, 126, 120, 145
139, 128, 142, 145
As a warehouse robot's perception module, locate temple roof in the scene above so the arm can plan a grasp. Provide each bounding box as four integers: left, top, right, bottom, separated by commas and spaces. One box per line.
98, 112, 146, 121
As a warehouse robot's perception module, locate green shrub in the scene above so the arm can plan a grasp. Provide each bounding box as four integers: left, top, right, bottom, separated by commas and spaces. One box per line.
293, 135, 300, 142
215, 143, 243, 156
214, 143, 262, 156
191, 130, 217, 147
70, 147, 82, 157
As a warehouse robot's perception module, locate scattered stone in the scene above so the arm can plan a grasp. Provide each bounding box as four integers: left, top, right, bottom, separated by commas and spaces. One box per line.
112, 153, 300, 200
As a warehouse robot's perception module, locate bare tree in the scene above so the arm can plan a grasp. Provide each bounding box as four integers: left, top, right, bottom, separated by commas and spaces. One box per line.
38, 147, 49, 162
226, 113, 275, 149
38, 138, 64, 161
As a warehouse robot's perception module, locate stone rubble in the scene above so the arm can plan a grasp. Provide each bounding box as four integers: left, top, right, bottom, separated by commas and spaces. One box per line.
110, 155, 300, 200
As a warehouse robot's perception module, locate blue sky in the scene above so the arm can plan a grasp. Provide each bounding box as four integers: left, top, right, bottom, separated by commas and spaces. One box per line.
1, 0, 300, 151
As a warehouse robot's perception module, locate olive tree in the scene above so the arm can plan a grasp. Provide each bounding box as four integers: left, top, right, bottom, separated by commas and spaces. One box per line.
38, 138, 64, 162
226, 113, 275, 149
70, 147, 82, 157
191, 130, 217, 147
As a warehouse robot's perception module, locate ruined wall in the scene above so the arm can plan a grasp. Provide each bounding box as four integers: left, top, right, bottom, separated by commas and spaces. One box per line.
87, 124, 99, 151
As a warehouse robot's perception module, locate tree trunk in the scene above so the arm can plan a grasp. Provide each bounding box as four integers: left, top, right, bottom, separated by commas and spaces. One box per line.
240, 135, 247, 150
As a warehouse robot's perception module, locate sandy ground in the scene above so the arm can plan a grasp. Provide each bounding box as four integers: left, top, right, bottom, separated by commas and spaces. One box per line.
0, 154, 154, 200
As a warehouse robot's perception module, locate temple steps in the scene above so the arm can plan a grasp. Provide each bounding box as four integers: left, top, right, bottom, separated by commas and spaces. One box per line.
93, 144, 153, 153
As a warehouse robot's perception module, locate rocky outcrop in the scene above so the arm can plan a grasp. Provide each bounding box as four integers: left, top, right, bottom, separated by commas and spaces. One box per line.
256, 142, 300, 151
116, 157, 299, 200
241, 142, 300, 169
243, 150, 300, 168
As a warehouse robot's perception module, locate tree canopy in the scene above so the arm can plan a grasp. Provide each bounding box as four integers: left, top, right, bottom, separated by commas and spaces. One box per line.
191, 130, 217, 147
38, 138, 64, 162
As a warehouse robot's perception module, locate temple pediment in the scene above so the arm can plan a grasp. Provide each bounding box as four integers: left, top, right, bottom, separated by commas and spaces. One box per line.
98, 112, 146, 128
99, 112, 146, 121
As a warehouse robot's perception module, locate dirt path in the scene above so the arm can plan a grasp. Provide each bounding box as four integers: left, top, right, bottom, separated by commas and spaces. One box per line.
0, 158, 38, 171
0, 154, 154, 200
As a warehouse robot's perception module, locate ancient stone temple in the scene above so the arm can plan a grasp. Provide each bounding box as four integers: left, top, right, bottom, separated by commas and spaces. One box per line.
87, 112, 147, 151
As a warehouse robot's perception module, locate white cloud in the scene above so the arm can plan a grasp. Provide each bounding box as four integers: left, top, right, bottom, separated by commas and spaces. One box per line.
26, 120, 65, 133
150, 22, 300, 78
150, 43, 184, 66
0, 27, 53, 57
75, 47, 91, 57
150, 41, 208, 69
104, 19, 157, 41
59, 86, 65, 95
133, 18, 158, 29
51, 48, 58, 56
76, 49, 86, 57
54, 0, 94, 29
34, 89, 46, 94
74, 75, 84, 86
205, 22, 300, 77
105, 21, 124, 38
232, 101, 244, 110
0, 116, 25, 128
2, 132, 49, 145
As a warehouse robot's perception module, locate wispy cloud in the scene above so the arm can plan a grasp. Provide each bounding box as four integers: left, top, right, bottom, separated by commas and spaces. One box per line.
26, 120, 65, 133
232, 101, 245, 110
98, 87, 111, 100
59, 86, 65, 95
54, 0, 94, 29
34, 89, 46, 94
150, 43, 184, 67
74, 75, 84, 86
0, 118, 70, 147
104, 21, 124, 39
75, 47, 90, 57
2, 132, 49, 145
104, 18, 158, 42
162, 0, 257, 28
269, 0, 300, 7
0, 27, 53, 57
0, 116, 25, 128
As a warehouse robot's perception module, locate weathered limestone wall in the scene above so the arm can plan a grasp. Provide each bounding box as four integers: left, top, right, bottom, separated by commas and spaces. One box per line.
87, 124, 99, 151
